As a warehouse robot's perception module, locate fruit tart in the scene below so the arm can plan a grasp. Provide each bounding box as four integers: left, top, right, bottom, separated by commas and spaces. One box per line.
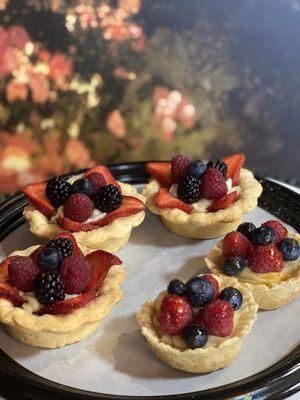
0, 232, 125, 348
23, 165, 145, 253
137, 274, 258, 373
143, 154, 262, 239
205, 220, 300, 310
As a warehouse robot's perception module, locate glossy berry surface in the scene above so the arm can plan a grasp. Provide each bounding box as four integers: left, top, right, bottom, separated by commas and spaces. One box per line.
64, 193, 94, 222
171, 155, 191, 182
223, 231, 252, 259
207, 160, 228, 178
182, 324, 208, 349
167, 279, 186, 296
278, 238, 300, 261
262, 220, 288, 246
8, 256, 40, 292
48, 238, 73, 259
200, 168, 228, 199
188, 160, 207, 179
94, 184, 122, 213
186, 277, 215, 307
85, 172, 106, 193
249, 245, 283, 273
177, 175, 201, 204
35, 271, 65, 305
158, 294, 193, 335
223, 256, 246, 276
46, 176, 72, 207
37, 247, 62, 271
237, 222, 256, 240
60, 255, 91, 294
72, 178, 93, 197
219, 287, 243, 311
200, 274, 219, 299
251, 226, 275, 246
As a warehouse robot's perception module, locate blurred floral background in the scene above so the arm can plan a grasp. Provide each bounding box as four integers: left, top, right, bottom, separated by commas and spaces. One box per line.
0, 0, 299, 198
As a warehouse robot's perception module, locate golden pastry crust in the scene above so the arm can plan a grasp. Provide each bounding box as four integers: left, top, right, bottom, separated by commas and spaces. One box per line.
23, 181, 145, 254
0, 246, 125, 348
136, 275, 258, 373
205, 233, 300, 310
142, 168, 262, 239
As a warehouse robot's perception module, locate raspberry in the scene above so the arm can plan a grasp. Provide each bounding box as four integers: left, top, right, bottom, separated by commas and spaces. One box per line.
158, 294, 193, 335
249, 245, 283, 273
200, 168, 228, 199
207, 160, 228, 178
94, 184, 122, 213
48, 237, 73, 259
46, 176, 72, 207
86, 172, 106, 193
63, 193, 94, 222
261, 220, 288, 245
194, 300, 234, 337
171, 155, 191, 182
177, 175, 201, 204
35, 271, 65, 305
60, 255, 91, 294
223, 231, 252, 259
8, 256, 40, 292
201, 274, 219, 299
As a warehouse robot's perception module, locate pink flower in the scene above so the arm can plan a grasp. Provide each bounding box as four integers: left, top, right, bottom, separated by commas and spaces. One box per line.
107, 110, 126, 138
118, 0, 141, 14
0, 27, 9, 53
8, 26, 30, 50
48, 53, 73, 89
0, 47, 20, 76
6, 78, 28, 103
64, 139, 93, 168
29, 71, 49, 104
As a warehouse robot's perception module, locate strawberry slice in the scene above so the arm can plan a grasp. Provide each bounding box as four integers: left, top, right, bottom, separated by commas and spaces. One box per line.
22, 182, 55, 218
37, 292, 96, 316
0, 256, 17, 282
57, 196, 144, 232
0, 282, 23, 306
146, 162, 173, 187
207, 191, 237, 212
222, 154, 245, 186
155, 188, 192, 213
83, 166, 120, 189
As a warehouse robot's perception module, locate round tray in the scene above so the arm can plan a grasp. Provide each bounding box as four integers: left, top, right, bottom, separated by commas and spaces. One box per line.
0, 162, 299, 400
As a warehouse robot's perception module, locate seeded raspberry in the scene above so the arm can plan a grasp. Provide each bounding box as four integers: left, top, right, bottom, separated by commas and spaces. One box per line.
60, 255, 91, 294
171, 155, 191, 182
194, 300, 234, 337
86, 172, 106, 193
223, 231, 252, 259
8, 256, 40, 292
158, 294, 193, 335
201, 274, 219, 299
261, 220, 288, 246
200, 168, 228, 199
249, 245, 283, 273
63, 193, 94, 222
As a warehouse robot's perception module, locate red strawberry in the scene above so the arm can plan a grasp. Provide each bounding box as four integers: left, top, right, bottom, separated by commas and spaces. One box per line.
0, 256, 17, 282
22, 182, 55, 218
200, 168, 228, 199
146, 162, 173, 187
201, 274, 219, 299
158, 294, 193, 335
222, 153, 245, 186
83, 166, 120, 189
194, 300, 233, 337
223, 231, 252, 259
249, 245, 283, 273
37, 292, 96, 316
261, 220, 288, 245
0, 282, 23, 307
207, 191, 237, 212
155, 188, 192, 213
57, 196, 144, 232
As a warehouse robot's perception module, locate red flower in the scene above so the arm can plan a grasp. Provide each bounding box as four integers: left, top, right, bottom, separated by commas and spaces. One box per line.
64, 139, 93, 168
29, 71, 49, 104
48, 52, 73, 89
0, 47, 20, 76
6, 78, 28, 103
7, 26, 30, 50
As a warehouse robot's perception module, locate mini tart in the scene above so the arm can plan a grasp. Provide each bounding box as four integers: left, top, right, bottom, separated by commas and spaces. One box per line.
143, 168, 262, 239
205, 233, 300, 310
0, 246, 125, 348
136, 275, 258, 373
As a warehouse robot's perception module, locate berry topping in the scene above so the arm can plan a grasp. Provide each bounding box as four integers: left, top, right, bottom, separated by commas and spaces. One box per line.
94, 184, 122, 213
72, 178, 93, 197
200, 168, 228, 200
22, 182, 55, 218
249, 245, 283, 273
35, 271, 65, 305
207, 160, 228, 178
0, 282, 23, 306
0, 256, 17, 282
222, 153, 245, 186
186, 277, 215, 307
223, 256, 246, 276
177, 175, 201, 204
251, 226, 275, 246
262, 220, 288, 246
146, 162, 173, 187
188, 160, 207, 178
155, 187, 192, 213
182, 324, 208, 349
171, 155, 191, 182
37, 247, 62, 271
207, 191, 237, 212
237, 222, 256, 240
8, 256, 40, 292
201, 274, 219, 299
167, 279, 186, 296
64, 193, 94, 222
219, 287, 243, 311
48, 237, 73, 259
85, 172, 106, 193
278, 238, 300, 261
60, 255, 91, 294
158, 294, 193, 335
83, 165, 120, 189
194, 300, 234, 337
223, 231, 252, 259
46, 176, 72, 207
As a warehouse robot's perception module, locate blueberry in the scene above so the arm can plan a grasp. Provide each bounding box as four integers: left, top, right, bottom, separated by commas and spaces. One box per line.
251, 226, 275, 246
182, 324, 208, 349
223, 256, 245, 276
188, 160, 207, 179
278, 238, 300, 261
186, 277, 215, 307
167, 279, 186, 296
237, 222, 256, 240
72, 178, 93, 197
219, 287, 243, 311
37, 247, 62, 271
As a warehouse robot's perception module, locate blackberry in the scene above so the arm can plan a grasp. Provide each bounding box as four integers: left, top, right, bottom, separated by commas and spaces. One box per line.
48, 238, 73, 259
35, 271, 65, 305
94, 184, 122, 213
207, 160, 228, 178
46, 176, 72, 207
177, 175, 201, 204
